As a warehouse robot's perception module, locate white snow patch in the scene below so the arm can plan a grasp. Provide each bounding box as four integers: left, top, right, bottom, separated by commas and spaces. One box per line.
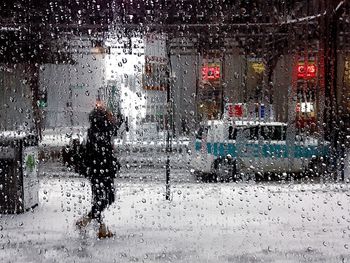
1, 176, 350, 262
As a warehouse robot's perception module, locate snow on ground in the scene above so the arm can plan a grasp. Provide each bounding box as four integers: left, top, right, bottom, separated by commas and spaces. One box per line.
1, 168, 350, 262
40, 127, 88, 147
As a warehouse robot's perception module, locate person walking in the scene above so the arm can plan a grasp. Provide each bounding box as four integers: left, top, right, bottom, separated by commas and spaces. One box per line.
76, 102, 119, 239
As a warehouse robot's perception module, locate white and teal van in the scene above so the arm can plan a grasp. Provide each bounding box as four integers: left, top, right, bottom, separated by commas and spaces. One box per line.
191, 120, 330, 181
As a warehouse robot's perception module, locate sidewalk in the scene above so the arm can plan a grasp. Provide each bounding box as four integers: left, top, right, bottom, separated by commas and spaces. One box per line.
1, 177, 350, 262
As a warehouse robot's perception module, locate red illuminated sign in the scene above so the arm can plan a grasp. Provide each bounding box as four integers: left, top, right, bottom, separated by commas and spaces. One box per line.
297, 63, 317, 79
202, 66, 220, 81
227, 104, 243, 117
234, 104, 243, 117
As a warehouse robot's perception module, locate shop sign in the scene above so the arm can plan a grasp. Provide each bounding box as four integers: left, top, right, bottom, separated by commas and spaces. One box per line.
251, 62, 265, 74
297, 62, 317, 79
202, 65, 220, 81
200, 58, 222, 86
226, 103, 244, 118
23, 148, 37, 175
259, 104, 265, 119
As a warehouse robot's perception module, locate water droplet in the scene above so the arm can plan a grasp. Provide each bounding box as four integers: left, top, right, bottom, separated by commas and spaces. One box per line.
307, 247, 313, 252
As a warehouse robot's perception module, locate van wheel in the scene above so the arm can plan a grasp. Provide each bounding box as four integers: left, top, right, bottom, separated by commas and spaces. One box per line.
214, 157, 237, 182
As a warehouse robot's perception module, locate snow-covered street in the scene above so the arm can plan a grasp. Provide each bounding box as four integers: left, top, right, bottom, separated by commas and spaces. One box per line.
1, 165, 350, 263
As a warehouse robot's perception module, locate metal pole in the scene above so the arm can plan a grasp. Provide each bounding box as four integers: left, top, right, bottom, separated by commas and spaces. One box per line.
166, 101, 171, 200
165, 39, 172, 201
323, 0, 344, 180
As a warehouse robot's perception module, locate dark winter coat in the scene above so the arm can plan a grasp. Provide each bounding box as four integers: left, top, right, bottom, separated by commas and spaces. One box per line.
84, 107, 119, 180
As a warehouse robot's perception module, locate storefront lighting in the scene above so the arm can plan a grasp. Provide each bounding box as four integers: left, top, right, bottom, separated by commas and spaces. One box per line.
297, 63, 317, 79
202, 66, 220, 81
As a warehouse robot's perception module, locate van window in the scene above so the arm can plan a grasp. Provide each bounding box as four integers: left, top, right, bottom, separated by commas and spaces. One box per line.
273, 126, 282, 140
228, 126, 237, 140
282, 126, 287, 140
246, 125, 286, 141
260, 126, 271, 140
250, 126, 259, 140
261, 126, 283, 140
241, 126, 258, 140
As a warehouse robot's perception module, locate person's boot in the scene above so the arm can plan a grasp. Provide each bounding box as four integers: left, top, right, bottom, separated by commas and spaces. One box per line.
76, 215, 92, 229
97, 223, 114, 239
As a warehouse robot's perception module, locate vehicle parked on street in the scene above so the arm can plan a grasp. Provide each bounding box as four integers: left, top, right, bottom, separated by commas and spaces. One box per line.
191, 119, 330, 182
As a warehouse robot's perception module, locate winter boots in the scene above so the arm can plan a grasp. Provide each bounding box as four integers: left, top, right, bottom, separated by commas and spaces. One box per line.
76, 215, 92, 229
76, 216, 113, 239
97, 223, 114, 239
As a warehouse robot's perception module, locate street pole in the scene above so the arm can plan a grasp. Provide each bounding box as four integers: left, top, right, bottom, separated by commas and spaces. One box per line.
165, 38, 172, 201
322, 0, 344, 180
165, 97, 171, 200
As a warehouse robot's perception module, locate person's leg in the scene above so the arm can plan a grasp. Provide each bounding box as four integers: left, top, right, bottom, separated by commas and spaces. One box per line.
89, 178, 104, 223
97, 198, 113, 238
76, 178, 100, 228
97, 179, 115, 238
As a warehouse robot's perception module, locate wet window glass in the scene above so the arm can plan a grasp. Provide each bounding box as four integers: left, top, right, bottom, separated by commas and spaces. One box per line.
1, 0, 350, 262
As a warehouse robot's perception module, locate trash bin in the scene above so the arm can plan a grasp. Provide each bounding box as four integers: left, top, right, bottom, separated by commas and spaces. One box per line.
0, 132, 39, 214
